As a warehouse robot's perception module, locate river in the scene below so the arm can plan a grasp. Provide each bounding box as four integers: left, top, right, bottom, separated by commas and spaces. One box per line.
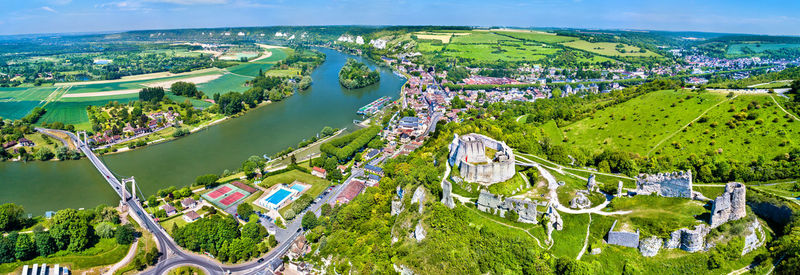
0, 48, 405, 214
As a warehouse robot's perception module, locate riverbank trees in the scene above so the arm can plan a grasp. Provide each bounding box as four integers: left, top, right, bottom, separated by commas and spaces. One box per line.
172, 215, 270, 262
338, 58, 380, 89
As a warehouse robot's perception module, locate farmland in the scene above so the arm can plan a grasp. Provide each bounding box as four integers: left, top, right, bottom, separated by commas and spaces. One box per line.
561, 40, 659, 57
0, 47, 289, 130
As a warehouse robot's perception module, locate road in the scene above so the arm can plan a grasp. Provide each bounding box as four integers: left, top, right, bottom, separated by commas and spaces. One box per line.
45, 128, 311, 275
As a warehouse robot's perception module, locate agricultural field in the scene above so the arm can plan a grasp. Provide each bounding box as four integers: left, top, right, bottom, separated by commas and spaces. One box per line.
727, 43, 800, 55
561, 40, 659, 57
0, 86, 59, 120
494, 30, 578, 44
450, 32, 516, 44
563, 90, 728, 155
442, 42, 558, 62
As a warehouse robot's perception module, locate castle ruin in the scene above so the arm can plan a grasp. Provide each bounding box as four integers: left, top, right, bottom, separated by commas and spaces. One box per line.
635, 170, 693, 198
709, 182, 746, 228
476, 190, 538, 223
607, 220, 640, 248
448, 133, 515, 185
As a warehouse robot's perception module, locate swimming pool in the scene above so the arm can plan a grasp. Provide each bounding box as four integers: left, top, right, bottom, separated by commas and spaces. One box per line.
262, 188, 292, 209
289, 183, 306, 193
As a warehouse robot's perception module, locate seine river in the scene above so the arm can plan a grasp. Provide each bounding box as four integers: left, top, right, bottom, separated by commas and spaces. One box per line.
0, 48, 405, 214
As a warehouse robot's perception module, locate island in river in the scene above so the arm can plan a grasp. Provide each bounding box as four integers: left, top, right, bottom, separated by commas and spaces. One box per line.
338, 58, 380, 89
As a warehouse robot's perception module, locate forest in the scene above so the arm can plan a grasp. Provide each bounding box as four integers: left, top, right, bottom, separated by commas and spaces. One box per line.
338, 58, 380, 89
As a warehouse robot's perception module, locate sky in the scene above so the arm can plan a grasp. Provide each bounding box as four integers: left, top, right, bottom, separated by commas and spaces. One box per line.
1, 0, 799, 36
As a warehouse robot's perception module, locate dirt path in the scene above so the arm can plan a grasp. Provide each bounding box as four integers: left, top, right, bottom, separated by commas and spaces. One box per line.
647, 96, 735, 156
576, 214, 592, 260
770, 95, 799, 121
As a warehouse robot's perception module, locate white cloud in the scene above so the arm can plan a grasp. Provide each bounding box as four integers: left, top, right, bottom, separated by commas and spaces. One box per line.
41, 6, 57, 13
48, 0, 72, 5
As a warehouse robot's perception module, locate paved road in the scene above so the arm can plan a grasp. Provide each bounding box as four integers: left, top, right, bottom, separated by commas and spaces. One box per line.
44, 128, 311, 275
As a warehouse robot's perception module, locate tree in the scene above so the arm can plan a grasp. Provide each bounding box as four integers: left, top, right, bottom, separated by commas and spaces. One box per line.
115, 224, 135, 245
147, 195, 158, 208
34, 231, 56, 256
14, 234, 36, 261
241, 221, 267, 239
236, 203, 254, 220
96, 223, 115, 239
0, 236, 15, 263
320, 204, 332, 216
0, 203, 25, 231
139, 87, 165, 103
301, 212, 318, 229
505, 210, 519, 222
170, 81, 199, 98
195, 174, 220, 187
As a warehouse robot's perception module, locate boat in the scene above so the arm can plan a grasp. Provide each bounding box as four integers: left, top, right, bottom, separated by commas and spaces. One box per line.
357, 96, 392, 116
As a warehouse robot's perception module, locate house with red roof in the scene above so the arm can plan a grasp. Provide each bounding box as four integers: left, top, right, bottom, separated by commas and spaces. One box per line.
311, 167, 327, 178
334, 180, 365, 205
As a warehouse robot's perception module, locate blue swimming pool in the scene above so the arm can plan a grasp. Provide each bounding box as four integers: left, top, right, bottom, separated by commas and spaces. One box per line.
266, 189, 292, 205
290, 184, 306, 192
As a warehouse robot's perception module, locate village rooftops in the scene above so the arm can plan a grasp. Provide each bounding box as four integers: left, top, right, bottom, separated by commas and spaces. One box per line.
335, 180, 365, 205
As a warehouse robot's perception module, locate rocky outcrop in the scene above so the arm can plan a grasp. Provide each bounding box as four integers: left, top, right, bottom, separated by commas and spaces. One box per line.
393, 264, 414, 275
710, 182, 746, 228
477, 190, 538, 223
587, 175, 599, 192
410, 186, 426, 213
635, 170, 693, 198
742, 220, 762, 255
617, 181, 624, 197
569, 191, 591, 209
391, 200, 404, 216
543, 202, 563, 232
639, 236, 662, 257
413, 222, 426, 242
441, 179, 455, 209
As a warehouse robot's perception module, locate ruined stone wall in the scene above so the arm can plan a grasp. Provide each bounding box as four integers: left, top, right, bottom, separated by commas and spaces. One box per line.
635, 170, 693, 198
607, 220, 640, 248
450, 133, 516, 185
710, 182, 746, 228
665, 225, 709, 253
477, 190, 538, 224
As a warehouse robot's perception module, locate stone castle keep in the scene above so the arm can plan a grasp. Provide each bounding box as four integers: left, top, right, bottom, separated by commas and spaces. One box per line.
635, 170, 693, 198
449, 133, 515, 185
710, 182, 747, 228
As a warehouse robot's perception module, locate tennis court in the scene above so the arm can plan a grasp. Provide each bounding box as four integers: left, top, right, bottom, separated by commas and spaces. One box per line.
219, 191, 245, 206
202, 183, 251, 209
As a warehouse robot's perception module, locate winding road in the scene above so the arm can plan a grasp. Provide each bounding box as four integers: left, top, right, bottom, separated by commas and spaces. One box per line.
46, 128, 311, 275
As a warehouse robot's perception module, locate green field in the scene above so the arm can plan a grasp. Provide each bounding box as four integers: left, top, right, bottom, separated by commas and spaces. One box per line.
727, 43, 800, 55
658, 94, 800, 161
494, 31, 577, 44
607, 195, 708, 237
561, 40, 660, 57
0, 86, 59, 120
450, 32, 518, 44
564, 90, 728, 155
0, 238, 130, 274
196, 73, 254, 95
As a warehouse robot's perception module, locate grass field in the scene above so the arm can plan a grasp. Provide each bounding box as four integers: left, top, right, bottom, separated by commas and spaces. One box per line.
607, 195, 708, 237
0, 86, 59, 120
550, 213, 590, 258
658, 94, 800, 161
442, 42, 557, 62
563, 90, 728, 155
561, 40, 660, 57
263, 68, 301, 77
495, 31, 577, 44
487, 173, 528, 197
450, 32, 517, 44
727, 43, 800, 55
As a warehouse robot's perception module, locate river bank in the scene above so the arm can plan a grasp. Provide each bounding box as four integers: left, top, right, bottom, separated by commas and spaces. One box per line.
0, 47, 407, 215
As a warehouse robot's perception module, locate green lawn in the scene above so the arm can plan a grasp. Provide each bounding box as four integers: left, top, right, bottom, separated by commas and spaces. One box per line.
487, 173, 528, 197
494, 31, 577, 44
159, 213, 189, 233
260, 169, 331, 200
550, 213, 590, 258
0, 238, 130, 274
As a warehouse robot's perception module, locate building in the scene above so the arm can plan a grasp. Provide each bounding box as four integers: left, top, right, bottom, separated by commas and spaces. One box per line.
160, 204, 177, 216
607, 220, 640, 248
334, 180, 365, 205
181, 198, 197, 209
18, 138, 34, 147
311, 167, 327, 178
399, 116, 421, 130
364, 164, 384, 176
366, 174, 381, 186
635, 170, 693, 198
183, 210, 200, 222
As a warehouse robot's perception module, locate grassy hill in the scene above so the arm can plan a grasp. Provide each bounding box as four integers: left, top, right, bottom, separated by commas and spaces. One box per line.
562, 90, 800, 162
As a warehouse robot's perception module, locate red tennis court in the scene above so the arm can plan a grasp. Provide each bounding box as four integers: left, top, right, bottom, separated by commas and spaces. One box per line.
219, 192, 244, 206
207, 186, 232, 199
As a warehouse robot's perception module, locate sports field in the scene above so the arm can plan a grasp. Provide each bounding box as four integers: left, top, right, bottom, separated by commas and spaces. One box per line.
201, 183, 252, 209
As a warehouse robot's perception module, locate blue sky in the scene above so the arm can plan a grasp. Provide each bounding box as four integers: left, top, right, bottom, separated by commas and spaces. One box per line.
1, 0, 799, 36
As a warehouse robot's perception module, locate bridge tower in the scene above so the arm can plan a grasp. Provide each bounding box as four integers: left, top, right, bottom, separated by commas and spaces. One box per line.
76, 130, 88, 145
122, 177, 137, 201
